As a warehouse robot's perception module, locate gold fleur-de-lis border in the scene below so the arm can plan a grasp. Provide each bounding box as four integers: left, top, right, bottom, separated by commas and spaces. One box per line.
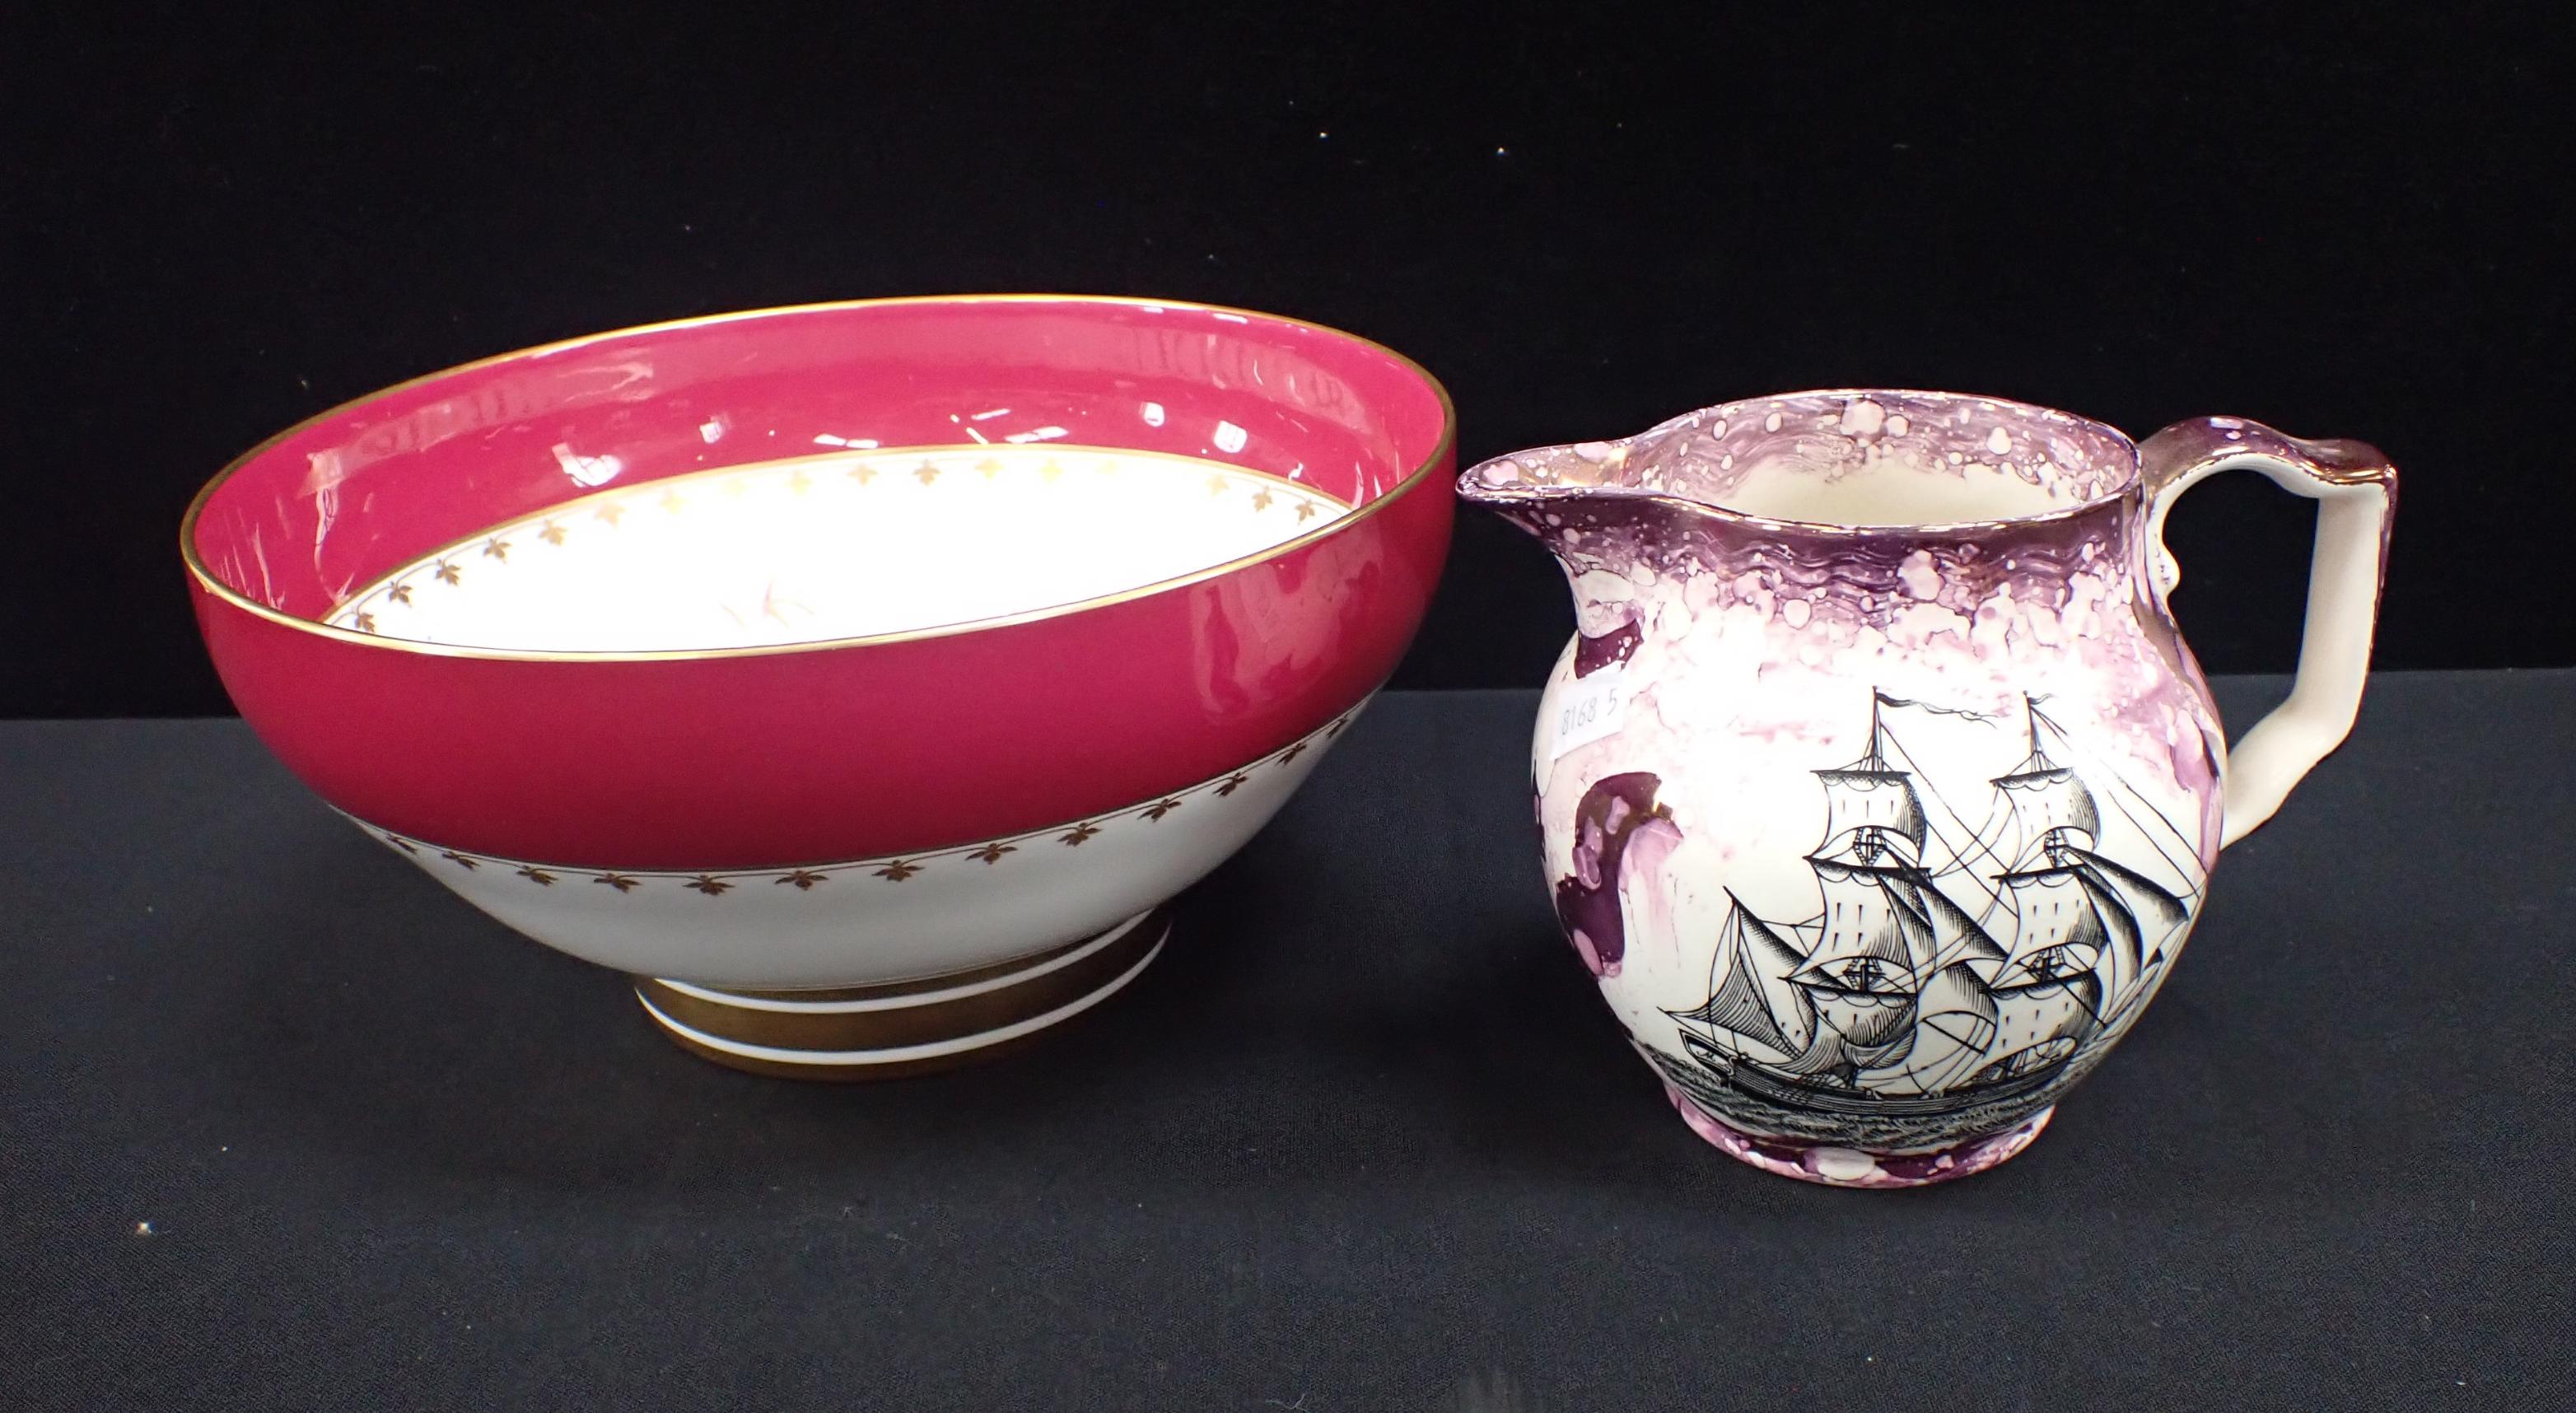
321, 444, 1351, 637
368, 705, 1362, 895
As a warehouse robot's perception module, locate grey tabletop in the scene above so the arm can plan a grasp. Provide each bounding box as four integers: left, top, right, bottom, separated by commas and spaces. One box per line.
2, 674, 2569, 1411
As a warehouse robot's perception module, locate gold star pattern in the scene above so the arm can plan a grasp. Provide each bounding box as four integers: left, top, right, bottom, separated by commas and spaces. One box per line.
1326, 716, 1351, 738
382, 833, 418, 854
1281, 741, 1309, 766
386, 581, 413, 605
1141, 797, 1184, 822
1038, 459, 1065, 483
660, 488, 686, 514
776, 870, 828, 890
440, 851, 479, 870
1251, 488, 1274, 511
914, 460, 942, 486
1216, 773, 1251, 798
433, 559, 462, 585
1058, 822, 1101, 846
685, 874, 732, 896
352, 611, 377, 632
537, 520, 567, 545
874, 860, 922, 881
595, 501, 627, 527
1295, 501, 1319, 522
592, 874, 639, 893
482, 538, 511, 561
786, 469, 813, 495
516, 866, 556, 886
977, 458, 1005, 479
970, 842, 1017, 865
848, 462, 878, 485
1206, 475, 1230, 497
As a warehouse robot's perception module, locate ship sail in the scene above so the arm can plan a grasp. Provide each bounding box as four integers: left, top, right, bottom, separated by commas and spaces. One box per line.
2070, 849, 2191, 937
1797, 868, 1926, 983
1773, 982, 1915, 1083
1974, 972, 2102, 1083
1674, 900, 1813, 1057
2070, 866, 2147, 1001
1993, 763, 2100, 862
1773, 1006, 1858, 1080
1997, 865, 2110, 983
1844, 1030, 1918, 1075
1692, 952, 1796, 1056
1743, 907, 1821, 1049
1814, 767, 1927, 864
1813, 696, 1929, 865
1799, 982, 1917, 1051
1902, 874, 2009, 971
1803, 859, 1926, 968
1895, 962, 2001, 1094
1990, 698, 2102, 871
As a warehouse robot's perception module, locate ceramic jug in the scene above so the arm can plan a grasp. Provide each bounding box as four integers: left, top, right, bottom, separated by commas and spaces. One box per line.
1460, 391, 2395, 1187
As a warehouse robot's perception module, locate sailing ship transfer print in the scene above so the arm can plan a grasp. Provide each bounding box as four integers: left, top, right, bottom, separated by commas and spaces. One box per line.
1643, 689, 2207, 1151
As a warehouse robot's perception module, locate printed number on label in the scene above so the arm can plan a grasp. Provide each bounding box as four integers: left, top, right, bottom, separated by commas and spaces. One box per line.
1550, 663, 1629, 761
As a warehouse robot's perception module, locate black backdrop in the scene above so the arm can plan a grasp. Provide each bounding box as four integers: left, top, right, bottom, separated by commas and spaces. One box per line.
7, 2, 2565, 717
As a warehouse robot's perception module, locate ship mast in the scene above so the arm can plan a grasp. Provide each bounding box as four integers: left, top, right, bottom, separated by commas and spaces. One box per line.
1988, 695, 2122, 991
1800, 695, 1940, 991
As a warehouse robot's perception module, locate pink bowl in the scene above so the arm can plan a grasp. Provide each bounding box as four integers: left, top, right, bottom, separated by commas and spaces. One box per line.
184, 296, 1454, 1075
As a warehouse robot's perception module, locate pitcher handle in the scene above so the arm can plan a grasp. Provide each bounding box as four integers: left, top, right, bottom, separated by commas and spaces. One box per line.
2139, 417, 2398, 849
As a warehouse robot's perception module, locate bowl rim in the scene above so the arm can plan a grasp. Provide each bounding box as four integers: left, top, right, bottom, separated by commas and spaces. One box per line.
180, 292, 1458, 664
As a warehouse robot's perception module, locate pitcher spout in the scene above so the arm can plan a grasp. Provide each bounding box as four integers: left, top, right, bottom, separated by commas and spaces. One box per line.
1459, 437, 1640, 501
1457, 428, 1720, 572
1458, 433, 1664, 528
1458, 434, 1705, 666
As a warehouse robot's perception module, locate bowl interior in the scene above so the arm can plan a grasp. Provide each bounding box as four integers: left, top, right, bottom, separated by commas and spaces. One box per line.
189, 297, 1451, 652
323, 445, 1353, 651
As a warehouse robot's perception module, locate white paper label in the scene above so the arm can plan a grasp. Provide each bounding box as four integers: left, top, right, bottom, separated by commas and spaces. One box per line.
1549, 662, 1630, 761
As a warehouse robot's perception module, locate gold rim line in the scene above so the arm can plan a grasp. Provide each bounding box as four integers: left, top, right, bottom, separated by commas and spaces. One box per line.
320, 443, 1360, 633
180, 292, 1458, 665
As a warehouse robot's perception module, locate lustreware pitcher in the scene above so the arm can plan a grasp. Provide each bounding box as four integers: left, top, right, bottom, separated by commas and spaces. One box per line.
1460, 391, 2395, 1187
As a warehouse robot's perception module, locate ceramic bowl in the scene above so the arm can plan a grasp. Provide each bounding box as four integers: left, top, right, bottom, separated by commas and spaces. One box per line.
184, 296, 1455, 1077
